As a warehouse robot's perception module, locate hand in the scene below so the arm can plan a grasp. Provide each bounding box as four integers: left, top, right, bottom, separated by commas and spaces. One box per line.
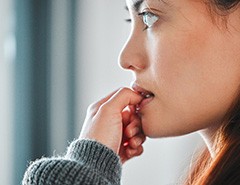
119, 106, 146, 163
79, 88, 146, 163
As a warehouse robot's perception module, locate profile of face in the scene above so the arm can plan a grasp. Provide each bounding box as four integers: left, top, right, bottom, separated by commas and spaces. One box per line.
119, 0, 240, 138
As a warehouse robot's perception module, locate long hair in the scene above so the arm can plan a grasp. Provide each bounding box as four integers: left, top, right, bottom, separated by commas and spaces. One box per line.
182, 1, 240, 184
185, 86, 240, 185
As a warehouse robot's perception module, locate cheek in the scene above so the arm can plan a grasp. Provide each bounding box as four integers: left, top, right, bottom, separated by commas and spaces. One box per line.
145, 29, 240, 137
149, 29, 211, 101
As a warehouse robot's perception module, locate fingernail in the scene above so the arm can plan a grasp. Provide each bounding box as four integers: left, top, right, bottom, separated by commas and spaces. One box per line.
135, 138, 142, 146
127, 149, 132, 157
131, 127, 140, 137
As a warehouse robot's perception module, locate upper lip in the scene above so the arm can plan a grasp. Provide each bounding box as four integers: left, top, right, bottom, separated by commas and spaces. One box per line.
131, 82, 154, 98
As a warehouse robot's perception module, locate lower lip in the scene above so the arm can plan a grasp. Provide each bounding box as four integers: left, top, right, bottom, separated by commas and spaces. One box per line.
138, 96, 154, 110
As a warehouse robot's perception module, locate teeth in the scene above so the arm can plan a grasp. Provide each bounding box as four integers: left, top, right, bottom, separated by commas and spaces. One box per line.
138, 90, 154, 98
145, 94, 151, 98
140, 92, 153, 98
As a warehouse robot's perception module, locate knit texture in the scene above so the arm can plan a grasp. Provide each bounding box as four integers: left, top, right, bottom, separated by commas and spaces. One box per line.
22, 139, 122, 185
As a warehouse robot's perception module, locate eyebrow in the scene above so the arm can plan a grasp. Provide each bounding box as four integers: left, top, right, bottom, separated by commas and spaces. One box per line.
125, 0, 144, 12
133, 0, 144, 12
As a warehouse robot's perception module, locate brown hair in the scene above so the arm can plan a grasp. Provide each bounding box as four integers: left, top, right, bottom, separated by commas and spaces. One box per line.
185, 94, 240, 184
184, 2, 240, 184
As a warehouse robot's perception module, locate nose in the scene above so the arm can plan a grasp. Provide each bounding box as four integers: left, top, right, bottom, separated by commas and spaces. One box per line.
118, 34, 148, 71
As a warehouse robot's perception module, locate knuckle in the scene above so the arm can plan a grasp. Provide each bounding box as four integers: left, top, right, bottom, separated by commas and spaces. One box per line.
127, 149, 133, 157
87, 102, 98, 112
98, 103, 110, 113
125, 128, 132, 138
87, 101, 101, 116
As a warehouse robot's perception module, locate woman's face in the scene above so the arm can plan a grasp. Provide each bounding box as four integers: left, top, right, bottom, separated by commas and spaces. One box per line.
119, 0, 240, 138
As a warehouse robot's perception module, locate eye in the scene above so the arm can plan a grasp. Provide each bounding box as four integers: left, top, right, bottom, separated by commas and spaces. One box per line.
138, 12, 159, 30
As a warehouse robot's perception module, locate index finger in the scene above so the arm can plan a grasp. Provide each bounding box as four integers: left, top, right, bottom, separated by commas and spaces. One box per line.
103, 88, 143, 112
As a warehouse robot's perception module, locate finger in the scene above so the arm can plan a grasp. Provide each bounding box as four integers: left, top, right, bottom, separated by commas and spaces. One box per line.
128, 105, 136, 114
126, 145, 144, 158
93, 89, 120, 109
121, 108, 131, 127
122, 105, 141, 128
124, 118, 141, 138
104, 88, 143, 112
87, 89, 120, 116
124, 112, 142, 138
134, 145, 144, 157
128, 134, 146, 149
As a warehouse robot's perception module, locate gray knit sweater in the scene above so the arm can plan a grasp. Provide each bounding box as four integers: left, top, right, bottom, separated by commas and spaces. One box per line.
22, 139, 122, 185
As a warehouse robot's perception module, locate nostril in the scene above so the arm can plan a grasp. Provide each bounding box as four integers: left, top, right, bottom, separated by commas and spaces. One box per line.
119, 61, 139, 71
128, 65, 135, 70
119, 59, 146, 71
118, 42, 147, 71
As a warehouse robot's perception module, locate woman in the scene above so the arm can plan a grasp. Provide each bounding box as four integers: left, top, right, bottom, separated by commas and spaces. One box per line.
23, 0, 240, 184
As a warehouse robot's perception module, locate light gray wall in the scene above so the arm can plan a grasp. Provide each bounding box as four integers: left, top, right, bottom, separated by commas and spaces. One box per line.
0, 0, 14, 184
76, 1, 204, 185
50, 0, 70, 154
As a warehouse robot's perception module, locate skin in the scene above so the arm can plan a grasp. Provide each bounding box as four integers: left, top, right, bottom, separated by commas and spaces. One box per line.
120, 0, 240, 150
80, 88, 146, 163
80, 0, 240, 162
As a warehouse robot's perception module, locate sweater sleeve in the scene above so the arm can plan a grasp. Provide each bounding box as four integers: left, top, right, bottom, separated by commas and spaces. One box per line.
22, 139, 122, 185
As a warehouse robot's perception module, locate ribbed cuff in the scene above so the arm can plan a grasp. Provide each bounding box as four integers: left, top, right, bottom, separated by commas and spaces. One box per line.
65, 139, 122, 183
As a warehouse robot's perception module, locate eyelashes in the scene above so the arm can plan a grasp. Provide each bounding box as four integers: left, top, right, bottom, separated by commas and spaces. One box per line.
125, 18, 132, 23
125, 11, 159, 31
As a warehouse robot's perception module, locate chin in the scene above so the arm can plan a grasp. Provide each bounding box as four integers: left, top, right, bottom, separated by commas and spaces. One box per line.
141, 116, 163, 138
141, 116, 193, 138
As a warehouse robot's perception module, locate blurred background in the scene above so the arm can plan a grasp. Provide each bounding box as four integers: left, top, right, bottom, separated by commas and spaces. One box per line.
0, 0, 203, 185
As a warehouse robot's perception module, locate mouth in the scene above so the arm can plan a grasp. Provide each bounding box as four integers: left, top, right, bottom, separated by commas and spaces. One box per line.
132, 83, 155, 98
131, 83, 155, 111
